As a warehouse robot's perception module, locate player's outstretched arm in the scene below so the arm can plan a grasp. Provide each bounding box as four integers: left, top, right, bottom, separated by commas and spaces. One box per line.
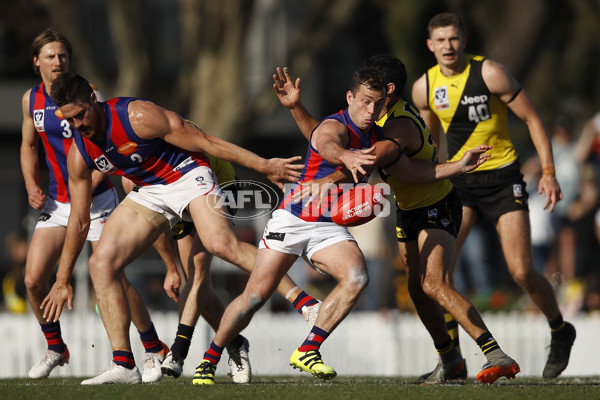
129, 100, 304, 189
273, 66, 319, 140
385, 145, 491, 184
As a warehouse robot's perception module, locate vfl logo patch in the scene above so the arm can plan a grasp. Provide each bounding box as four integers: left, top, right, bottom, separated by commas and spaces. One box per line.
427, 208, 438, 219
38, 213, 51, 222
513, 184, 523, 198
94, 155, 117, 174
266, 232, 286, 241
33, 109, 44, 131
434, 86, 450, 110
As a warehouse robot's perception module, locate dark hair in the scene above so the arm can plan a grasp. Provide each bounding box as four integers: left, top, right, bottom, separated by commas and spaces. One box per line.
30, 28, 72, 75
50, 72, 93, 107
364, 54, 407, 95
427, 12, 464, 38
349, 67, 386, 96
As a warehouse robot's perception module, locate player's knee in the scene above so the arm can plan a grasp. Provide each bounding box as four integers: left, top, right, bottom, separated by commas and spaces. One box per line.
203, 239, 239, 265
421, 278, 444, 300
343, 266, 369, 298
88, 254, 119, 283
24, 272, 44, 293
511, 268, 536, 291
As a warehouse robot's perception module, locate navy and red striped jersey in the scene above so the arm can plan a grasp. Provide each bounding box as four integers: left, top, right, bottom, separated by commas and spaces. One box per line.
278, 109, 381, 222
29, 82, 112, 202
73, 97, 209, 186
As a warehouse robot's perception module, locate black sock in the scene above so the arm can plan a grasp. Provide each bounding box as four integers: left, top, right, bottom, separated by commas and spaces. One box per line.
171, 323, 195, 361
435, 337, 456, 364
475, 332, 500, 355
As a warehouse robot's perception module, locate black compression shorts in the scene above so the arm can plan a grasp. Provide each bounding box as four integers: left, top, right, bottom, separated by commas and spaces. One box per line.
395, 187, 462, 242
450, 162, 529, 220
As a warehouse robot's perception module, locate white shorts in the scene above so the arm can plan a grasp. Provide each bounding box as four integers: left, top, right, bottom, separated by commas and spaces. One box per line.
124, 166, 222, 228
35, 187, 118, 242
258, 209, 356, 260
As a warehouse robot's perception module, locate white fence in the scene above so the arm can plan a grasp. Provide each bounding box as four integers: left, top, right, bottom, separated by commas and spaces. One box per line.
1, 310, 597, 379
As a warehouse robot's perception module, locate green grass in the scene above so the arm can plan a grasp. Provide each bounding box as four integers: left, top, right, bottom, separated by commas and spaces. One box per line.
1, 376, 599, 400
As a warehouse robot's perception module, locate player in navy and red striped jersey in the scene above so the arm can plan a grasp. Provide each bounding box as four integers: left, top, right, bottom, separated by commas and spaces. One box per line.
20, 29, 174, 383
277, 108, 381, 223
193, 68, 387, 384
40, 71, 304, 385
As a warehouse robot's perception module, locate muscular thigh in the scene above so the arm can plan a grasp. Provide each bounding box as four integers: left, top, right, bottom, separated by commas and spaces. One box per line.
26, 226, 67, 278
93, 202, 164, 268
496, 209, 532, 271
244, 249, 297, 298
187, 194, 239, 250
398, 240, 421, 286
418, 228, 456, 282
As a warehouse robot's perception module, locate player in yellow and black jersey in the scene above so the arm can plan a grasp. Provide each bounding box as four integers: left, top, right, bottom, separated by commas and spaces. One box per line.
412, 12, 574, 381
272, 55, 516, 384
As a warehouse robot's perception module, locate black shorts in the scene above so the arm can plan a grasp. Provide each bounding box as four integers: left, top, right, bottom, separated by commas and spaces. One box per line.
395, 188, 462, 242
450, 162, 529, 220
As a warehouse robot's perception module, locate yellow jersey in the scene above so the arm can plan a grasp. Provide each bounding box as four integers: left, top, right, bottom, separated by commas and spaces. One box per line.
378, 98, 453, 210
426, 54, 518, 170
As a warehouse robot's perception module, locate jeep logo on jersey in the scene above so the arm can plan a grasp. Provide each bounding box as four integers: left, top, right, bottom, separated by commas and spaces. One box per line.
460, 94, 489, 105
94, 155, 117, 174
434, 86, 450, 110
33, 109, 44, 131
118, 141, 138, 155
210, 180, 280, 221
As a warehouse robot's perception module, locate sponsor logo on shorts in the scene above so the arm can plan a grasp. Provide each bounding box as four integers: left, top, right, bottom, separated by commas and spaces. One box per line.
38, 213, 51, 222
513, 184, 523, 198
396, 227, 407, 239
427, 208, 438, 219
266, 232, 286, 241
440, 218, 450, 227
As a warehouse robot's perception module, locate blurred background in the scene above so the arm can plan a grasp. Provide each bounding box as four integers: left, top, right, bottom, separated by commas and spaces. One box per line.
1, 0, 600, 320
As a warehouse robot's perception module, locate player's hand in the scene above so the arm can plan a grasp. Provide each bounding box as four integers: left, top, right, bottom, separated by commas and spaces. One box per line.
339, 146, 376, 183
292, 179, 337, 209
27, 185, 46, 209
538, 174, 563, 213
264, 156, 304, 190
459, 145, 492, 173
41, 281, 74, 322
163, 267, 181, 303
273, 67, 301, 109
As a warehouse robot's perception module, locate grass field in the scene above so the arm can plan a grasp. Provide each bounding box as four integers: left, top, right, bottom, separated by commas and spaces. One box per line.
1, 376, 599, 400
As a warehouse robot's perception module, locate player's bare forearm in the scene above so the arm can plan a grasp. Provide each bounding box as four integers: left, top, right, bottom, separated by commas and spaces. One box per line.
386, 145, 491, 184
289, 103, 319, 140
